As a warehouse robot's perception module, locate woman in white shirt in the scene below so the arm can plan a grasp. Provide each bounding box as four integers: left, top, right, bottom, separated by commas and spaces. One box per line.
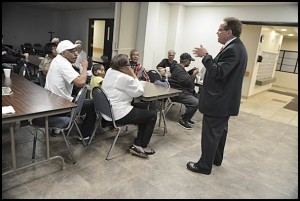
102, 54, 157, 158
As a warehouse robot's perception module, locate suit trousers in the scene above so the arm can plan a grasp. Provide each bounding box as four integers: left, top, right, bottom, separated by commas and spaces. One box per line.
196, 114, 229, 173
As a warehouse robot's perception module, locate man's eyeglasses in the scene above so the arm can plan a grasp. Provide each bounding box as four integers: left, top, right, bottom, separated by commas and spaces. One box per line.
67, 49, 77, 54
218, 28, 228, 32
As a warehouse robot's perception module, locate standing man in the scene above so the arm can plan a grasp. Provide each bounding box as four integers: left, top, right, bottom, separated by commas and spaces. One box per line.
45, 40, 96, 141
187, 17, 248, 175
168, 53, 199, 130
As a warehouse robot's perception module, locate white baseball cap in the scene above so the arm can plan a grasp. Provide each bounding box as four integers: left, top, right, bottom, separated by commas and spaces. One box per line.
56, 40, 79, 54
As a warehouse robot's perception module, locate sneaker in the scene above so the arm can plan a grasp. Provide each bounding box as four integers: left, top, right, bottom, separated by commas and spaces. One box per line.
129, 145, 148, 158
143, 146, 155, 155
178, 118, 192, 130
50, 129, 60, 137
77, 136, 90, 141
187, 119, 195, 125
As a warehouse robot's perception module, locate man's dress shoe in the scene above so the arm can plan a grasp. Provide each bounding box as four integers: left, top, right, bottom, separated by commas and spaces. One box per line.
187, 162, 211, 175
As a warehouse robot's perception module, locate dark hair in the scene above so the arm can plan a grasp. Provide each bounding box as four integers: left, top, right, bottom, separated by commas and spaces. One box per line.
92, 63, 105, 76
100, 55, 109, 63
44, 42, 57, 55
223, 17, 242, 37
110, 54, 129, 70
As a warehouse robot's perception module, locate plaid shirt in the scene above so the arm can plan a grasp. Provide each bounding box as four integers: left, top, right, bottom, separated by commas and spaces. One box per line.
131, 63, 150, 82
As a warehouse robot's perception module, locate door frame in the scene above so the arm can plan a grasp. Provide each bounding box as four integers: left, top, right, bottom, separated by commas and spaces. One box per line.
88, 18, 114, 61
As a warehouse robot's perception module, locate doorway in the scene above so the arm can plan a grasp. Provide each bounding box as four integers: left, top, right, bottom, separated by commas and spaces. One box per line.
88, 18, 114, 62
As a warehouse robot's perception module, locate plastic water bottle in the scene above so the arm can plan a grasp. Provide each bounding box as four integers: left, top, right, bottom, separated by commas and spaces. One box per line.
165, 67, 170, 81
23, 63, 27, 76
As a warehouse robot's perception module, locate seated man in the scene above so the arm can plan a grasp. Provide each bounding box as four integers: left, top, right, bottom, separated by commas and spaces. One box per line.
74, 40, 87, 72
156, 50, 177, 76
168, 53, 199, 130
129, 49, 150, 82
39, 42, 57, 76
45, 40, 96, 140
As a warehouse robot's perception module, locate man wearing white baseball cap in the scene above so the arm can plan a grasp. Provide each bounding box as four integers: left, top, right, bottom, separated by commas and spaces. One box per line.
45, 40, 96, 141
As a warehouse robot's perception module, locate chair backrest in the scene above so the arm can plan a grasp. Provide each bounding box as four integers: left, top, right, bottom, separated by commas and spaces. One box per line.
147, 70, 162, 83
63, 86, 88, 130
92, 86, 117, 128
22, 43, 35, 55
37, 70, 46, 87
73, 86, 88, 114
33, 43, 42, 47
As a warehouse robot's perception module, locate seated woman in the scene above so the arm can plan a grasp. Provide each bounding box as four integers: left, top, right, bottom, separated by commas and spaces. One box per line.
101, 54, 157, 158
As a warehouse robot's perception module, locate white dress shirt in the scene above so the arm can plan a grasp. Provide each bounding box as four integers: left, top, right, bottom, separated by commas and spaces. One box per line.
101, 68, 144, 120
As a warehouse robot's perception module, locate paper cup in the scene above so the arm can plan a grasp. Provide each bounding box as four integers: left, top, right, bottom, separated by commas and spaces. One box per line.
4, 69, 11, 78
24, 53, 29, 59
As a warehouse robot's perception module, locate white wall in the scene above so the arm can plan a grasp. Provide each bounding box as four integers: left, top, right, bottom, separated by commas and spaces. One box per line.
140, 3, 298, 97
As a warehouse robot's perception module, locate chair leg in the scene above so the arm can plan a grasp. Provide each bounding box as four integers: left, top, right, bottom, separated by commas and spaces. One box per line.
74, 121, 86, 147
86, 117, 101, 147
61, 130, 77, 164
164, 98, 174, 115
66, 121, 75, 138
105, 128, 121, 160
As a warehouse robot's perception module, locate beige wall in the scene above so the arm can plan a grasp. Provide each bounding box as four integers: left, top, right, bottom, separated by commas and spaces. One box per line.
93, 21, 105, 51
240, 25, 261, 97
274, 38, 298, 90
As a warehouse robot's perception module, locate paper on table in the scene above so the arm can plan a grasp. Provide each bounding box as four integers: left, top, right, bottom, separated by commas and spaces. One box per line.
2, 106, 16, 114
2, 87, 13, 95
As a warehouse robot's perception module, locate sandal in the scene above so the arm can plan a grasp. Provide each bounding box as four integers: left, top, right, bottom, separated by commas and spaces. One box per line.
143, 147, 155, 155
129, 145, 148, 158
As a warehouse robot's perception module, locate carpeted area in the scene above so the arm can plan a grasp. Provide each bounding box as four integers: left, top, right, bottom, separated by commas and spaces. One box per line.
269, 89, 298, 112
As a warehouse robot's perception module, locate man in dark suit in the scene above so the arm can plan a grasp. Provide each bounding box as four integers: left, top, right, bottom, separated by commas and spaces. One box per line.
187, 17, 248, 175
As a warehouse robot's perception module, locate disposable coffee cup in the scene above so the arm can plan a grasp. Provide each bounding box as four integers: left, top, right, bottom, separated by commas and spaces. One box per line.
4, 69, 11, 78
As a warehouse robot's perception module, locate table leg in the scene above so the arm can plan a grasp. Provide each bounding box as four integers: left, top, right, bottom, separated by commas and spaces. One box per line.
9, 123, 17, 170
45, 116, 50, 159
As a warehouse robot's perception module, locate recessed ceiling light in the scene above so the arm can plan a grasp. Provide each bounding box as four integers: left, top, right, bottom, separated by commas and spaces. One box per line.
287, 34, 294, 36
281, 29, 287, 31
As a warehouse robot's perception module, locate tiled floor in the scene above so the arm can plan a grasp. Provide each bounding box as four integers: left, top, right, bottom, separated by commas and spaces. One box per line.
2, 86, 298, 199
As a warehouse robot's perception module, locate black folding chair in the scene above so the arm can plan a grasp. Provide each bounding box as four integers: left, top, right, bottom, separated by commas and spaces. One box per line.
87, 87, 130, 160
31, 86, 88, 164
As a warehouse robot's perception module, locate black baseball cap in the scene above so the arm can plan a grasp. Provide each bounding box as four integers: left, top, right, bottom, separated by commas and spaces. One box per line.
180, 53, 195, 61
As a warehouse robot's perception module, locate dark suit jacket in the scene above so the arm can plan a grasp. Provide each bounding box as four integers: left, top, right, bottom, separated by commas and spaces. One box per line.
199, 38, 248, 117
